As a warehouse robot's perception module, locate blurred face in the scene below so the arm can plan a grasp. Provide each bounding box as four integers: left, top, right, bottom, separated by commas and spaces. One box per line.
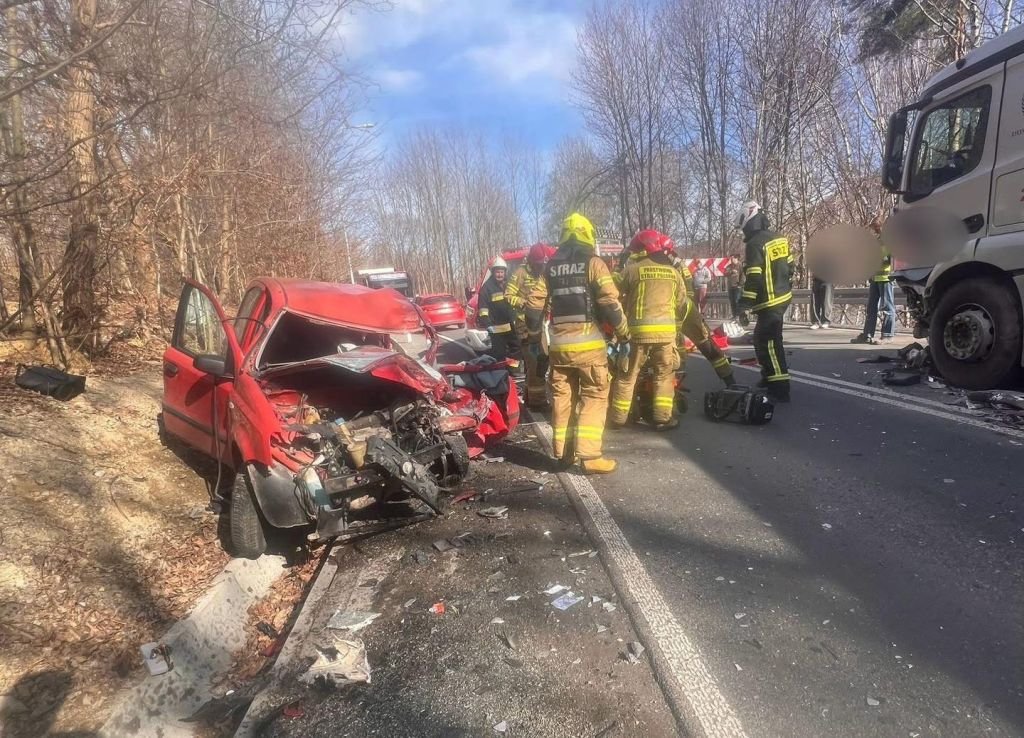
493, 268, 506, 283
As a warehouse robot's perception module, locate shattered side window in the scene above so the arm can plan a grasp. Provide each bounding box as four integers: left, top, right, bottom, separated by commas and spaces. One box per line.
177, 287, 228, 359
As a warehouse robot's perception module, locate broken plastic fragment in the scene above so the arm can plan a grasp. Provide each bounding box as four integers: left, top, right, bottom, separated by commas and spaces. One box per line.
428, 602, 446, 615
821, 523, 833, 530
327, 611, 381, 633
602, 601, 617, 613
493, 721, 508, 733
551, 592, 584, 611
505, 595, 522, 602
734, 613, 747, 620
866, 697, 880, 707
544, 584, 568, 595
300, 639, 371, 687
479, 506, 509, 519
626, 641, 645, 664
490, 617, 505, 625
943, 479, 955, 484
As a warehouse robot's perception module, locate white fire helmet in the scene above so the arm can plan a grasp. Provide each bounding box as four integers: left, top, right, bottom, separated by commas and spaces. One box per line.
491, 256, 508, 271
734, 200, 761, 230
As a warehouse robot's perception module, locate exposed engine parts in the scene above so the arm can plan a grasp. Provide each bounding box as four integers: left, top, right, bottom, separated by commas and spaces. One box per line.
285, 400, 470, 541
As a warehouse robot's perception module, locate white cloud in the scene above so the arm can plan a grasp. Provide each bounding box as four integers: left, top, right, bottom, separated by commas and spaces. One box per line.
335, 0, 580, 93
375, 67, 424, 92
461, 14, 577, 87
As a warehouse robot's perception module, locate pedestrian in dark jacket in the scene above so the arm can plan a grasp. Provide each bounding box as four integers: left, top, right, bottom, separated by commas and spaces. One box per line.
724, 255, 742, 318
811, 275, 832, 329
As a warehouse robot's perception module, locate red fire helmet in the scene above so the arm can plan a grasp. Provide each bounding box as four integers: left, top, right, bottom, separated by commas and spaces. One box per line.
629, 229, 666, 257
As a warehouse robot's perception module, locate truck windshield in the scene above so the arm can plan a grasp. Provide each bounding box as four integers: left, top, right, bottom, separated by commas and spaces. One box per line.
908, 86, 991, 197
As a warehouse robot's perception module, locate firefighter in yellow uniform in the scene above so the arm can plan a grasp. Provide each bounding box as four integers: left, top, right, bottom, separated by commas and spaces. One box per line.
526, 213, 629, 474
506, 243, 554, 409
608, 230, 686, 431
664, 237, 736, 387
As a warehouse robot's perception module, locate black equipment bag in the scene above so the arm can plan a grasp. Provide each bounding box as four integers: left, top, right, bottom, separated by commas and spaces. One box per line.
703, 385, 773, 425
15, 364, 86, 401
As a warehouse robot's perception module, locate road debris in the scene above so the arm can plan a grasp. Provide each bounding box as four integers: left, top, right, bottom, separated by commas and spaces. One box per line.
300, 639, 371, 687
428, 602, 446, 615
282, 701, 305, 719
821, 523, 833, 530
493, 720, 508, 733
626, 641, 646, 664
734, 612, 747, 620
140, 642, 173, 675
478, 506, 510, 519
544, 584, 568, 595
506, 595, 522, 602
943, 478, 955, 484
866, 696, 881, 707
433, 539, 455, 553
551, 592, 584, 610
490, 617, 506, 625
498, 631, 518, 650
453, 490, 479, 503
403, 598, 416, 609
602, 601, 617, 613
326, 610, 381, 633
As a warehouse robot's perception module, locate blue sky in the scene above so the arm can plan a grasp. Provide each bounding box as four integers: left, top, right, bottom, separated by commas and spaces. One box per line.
336, 0, 590, 152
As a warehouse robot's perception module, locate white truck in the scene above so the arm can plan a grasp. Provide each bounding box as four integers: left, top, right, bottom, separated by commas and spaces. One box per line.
355, 267, 414, 298
884, 25, 1024, 389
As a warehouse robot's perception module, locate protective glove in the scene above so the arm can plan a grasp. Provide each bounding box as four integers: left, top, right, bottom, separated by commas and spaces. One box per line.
737, 311, 750, 328
618, 341, 631, 358
616, 341, 631, 374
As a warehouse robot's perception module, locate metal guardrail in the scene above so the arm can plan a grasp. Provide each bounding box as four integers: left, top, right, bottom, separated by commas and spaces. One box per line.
703, 288, 912, 329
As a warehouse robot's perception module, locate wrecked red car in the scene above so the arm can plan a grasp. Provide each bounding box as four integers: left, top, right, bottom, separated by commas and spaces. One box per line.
161, 279, 518, 558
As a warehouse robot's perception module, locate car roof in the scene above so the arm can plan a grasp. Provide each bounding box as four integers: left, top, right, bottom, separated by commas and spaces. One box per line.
258, 278, 423, 333
417, 292, 456, 300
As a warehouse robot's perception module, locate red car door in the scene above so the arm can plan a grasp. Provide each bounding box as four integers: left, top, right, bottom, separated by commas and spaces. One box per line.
161, 281, 243, 461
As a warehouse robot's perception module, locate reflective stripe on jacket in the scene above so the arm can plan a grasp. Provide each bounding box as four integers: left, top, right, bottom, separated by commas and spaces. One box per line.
525, 239, 628, 367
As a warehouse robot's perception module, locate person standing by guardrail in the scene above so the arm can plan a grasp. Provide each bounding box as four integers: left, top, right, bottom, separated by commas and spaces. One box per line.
811, 275, 832, 329
724, 255, 742, 318
850, 240, 895, 345
693, 261, 712, 313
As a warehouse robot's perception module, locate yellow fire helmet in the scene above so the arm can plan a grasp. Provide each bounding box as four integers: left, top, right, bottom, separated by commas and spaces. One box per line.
560, 212, 596, 248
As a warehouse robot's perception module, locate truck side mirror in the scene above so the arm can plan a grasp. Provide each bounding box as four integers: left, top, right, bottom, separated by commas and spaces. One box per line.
194, 354, 229, 378
882, 110, 909, 193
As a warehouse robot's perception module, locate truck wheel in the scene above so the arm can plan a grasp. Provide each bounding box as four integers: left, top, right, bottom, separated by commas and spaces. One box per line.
929, 277, 1022, 390
229, 470, 268, 559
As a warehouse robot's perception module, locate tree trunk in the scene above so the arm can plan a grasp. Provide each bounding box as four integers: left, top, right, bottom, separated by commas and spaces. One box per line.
2, 6, 39, 334
61, 0, 101, 354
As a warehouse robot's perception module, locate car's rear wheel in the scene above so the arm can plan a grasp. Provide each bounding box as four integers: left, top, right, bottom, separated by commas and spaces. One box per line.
929, 277, 1022, 390
229, 470, 268, 559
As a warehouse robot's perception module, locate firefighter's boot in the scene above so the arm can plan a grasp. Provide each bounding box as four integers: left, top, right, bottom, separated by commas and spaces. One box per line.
580, 457, 618, 474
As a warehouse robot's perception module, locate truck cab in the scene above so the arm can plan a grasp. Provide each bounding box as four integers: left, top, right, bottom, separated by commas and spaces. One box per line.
883, 25, 1024, 389
356, 267, 414, 298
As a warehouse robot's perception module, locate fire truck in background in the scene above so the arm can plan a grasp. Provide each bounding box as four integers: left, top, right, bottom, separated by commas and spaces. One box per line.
356, 267, 414, 298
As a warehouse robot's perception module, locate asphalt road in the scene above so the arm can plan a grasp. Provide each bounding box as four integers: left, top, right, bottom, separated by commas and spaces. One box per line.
587, 325, 1024, 737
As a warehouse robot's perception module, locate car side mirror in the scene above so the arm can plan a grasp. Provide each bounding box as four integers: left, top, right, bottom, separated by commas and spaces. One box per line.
193, 354, 229, 377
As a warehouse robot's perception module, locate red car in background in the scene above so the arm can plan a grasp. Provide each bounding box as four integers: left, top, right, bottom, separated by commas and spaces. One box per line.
161, 278, 518, 559
415, 293, 466, 330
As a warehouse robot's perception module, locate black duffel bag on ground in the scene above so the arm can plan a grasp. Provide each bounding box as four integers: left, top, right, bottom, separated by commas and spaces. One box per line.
15, 364, 86, 401
703, 385, 774, 425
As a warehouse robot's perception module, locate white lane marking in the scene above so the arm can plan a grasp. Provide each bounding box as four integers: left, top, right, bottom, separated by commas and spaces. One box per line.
787, 368, 975, 413
730, 363, 1024, 441
533, 419, 748, 738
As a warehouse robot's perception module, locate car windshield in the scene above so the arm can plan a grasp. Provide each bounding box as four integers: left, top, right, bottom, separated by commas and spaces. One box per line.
257, 310, 436, 371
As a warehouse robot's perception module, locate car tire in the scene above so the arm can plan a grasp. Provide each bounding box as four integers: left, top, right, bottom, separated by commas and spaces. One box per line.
929, 277, 1022, 390
229, 470, 268, 559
